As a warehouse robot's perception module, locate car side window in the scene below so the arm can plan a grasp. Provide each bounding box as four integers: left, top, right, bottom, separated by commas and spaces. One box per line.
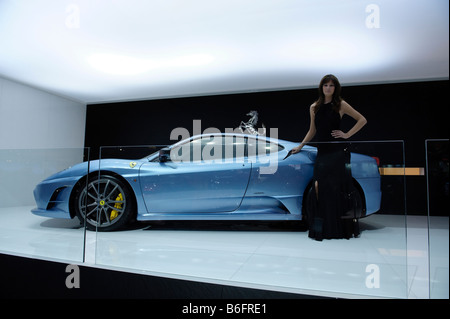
247, 137, 284, 158
171, 135, 246, 163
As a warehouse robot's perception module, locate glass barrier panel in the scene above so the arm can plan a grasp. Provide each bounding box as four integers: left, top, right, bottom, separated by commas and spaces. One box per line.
0, 148, 89, 263
426, 139, 449, 299
94, 140, 407, 298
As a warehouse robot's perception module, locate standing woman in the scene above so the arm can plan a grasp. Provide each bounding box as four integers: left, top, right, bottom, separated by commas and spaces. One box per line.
291, 74, 367, 241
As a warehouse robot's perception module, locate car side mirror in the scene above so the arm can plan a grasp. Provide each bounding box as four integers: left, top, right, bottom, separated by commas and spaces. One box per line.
159, 147, 171, 163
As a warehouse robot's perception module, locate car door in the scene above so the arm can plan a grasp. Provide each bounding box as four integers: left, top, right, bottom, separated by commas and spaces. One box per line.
139, 135, 251, 213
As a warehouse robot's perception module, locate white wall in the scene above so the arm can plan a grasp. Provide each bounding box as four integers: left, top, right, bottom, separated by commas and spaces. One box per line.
0, 77, 87, 207
0, 77, 86, 149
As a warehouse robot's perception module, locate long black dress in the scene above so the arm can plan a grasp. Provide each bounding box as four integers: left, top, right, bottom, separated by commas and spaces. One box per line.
307, 102, 360, 241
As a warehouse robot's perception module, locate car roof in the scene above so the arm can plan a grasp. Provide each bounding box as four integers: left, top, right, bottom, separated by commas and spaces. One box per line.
170, 132, 292, 148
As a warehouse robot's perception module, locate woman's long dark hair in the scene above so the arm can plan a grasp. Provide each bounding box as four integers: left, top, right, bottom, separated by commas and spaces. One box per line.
313, 74, 342, 114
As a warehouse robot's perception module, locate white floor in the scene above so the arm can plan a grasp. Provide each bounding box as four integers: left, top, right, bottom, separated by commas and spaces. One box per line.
0, 206, 448, 299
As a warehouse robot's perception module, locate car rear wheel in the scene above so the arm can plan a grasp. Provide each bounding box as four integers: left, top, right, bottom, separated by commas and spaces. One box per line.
74, 175, 135, 231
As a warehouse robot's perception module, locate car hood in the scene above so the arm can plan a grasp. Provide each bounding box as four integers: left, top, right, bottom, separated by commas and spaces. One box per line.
42, 158, 146, 181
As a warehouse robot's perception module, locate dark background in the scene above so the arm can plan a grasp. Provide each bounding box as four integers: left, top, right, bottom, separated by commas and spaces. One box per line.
85, 80, 449, 215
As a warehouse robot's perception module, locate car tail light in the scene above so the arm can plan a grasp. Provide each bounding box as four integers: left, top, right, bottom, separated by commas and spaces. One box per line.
371, 156, 380, 166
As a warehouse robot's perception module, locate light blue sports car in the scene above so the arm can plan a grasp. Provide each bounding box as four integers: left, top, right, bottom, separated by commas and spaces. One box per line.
32, 133, 381, 231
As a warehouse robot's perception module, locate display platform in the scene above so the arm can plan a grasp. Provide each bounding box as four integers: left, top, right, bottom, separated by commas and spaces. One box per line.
1, 206, 447, 299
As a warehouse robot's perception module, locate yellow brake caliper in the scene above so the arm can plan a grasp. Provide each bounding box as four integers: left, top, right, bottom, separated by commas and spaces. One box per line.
110, 193, 123, 220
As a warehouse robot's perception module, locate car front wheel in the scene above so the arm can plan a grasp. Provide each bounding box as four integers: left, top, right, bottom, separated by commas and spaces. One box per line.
74, 175, 135, 231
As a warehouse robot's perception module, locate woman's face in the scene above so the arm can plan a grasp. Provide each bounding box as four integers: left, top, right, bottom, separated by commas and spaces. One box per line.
322, 80, 335, 97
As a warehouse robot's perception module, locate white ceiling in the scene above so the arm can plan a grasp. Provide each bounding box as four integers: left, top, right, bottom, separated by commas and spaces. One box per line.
0, 0, 448, 104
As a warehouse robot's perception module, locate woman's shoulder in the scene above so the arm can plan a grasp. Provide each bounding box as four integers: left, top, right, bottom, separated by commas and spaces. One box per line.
340, 99, 351, 108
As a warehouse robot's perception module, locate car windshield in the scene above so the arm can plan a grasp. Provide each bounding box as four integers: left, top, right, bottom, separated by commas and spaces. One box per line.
144, 149, 161, 162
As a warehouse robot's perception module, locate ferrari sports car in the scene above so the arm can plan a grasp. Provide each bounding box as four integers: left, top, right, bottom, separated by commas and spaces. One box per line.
32, 133, 381, 231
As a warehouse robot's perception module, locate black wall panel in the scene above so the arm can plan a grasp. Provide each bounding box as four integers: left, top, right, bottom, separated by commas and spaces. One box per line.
85, 80, 449, 214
